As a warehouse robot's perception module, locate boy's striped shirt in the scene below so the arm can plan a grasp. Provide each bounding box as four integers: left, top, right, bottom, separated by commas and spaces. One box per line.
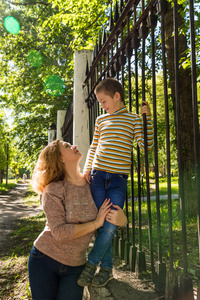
84, 106, 153, 175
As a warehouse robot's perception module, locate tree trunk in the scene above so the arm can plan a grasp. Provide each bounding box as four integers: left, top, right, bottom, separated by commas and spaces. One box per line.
164, 3, 196, 217
0, 170, 4, 183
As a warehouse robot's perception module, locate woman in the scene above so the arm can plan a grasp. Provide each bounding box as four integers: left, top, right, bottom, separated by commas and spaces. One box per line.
28, 139, 127, 300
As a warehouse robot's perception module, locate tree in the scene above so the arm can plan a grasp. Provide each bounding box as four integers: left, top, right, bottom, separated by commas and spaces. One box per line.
0, 112, 10, 183
164, 1, 200, 216
0, 0, 111, 167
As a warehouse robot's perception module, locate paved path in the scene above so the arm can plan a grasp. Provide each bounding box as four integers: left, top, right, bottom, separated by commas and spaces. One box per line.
128, 194, 179, 202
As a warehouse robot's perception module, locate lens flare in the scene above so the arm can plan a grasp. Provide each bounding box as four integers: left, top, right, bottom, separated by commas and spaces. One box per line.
4, 16, 20, 34
44, 75, 65, 96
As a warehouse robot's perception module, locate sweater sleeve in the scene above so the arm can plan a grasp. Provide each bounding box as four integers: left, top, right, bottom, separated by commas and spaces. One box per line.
42, 183, 75, 243
83, 119, 100, 172
133, 114, 153, 152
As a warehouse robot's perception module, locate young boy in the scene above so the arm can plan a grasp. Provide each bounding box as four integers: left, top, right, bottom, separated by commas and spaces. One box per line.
77, 78, 153, 287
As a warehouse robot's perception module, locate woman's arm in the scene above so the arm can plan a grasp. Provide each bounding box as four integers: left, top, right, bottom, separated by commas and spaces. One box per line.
43, 186, 112, 242
73, 198, 112, 239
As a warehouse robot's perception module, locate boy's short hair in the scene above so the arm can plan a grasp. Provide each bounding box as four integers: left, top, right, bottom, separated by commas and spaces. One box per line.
95, 78, 124, 103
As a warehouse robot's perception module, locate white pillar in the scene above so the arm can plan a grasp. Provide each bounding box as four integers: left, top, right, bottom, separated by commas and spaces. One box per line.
73, 50, 92, 171
57, 110, 66, 141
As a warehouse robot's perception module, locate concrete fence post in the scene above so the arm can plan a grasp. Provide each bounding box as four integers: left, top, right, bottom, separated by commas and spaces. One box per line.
57, 110, 66, 141
73, 50, 92, 171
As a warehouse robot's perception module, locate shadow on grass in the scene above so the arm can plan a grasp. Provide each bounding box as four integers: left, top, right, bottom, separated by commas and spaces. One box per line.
1, 212, 46, 259
0, 213, 46, 299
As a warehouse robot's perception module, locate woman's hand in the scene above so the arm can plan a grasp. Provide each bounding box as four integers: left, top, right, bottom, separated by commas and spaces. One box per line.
94, 198, 112, 229
106, 204, 127, 227
84, 170, 91, 184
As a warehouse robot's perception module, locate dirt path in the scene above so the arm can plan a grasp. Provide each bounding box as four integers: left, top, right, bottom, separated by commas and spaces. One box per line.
0, 182, 42, 248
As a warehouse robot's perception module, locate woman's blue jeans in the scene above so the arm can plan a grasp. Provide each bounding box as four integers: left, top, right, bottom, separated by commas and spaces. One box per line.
88, 169, 128, 270
28, 246, 84, 300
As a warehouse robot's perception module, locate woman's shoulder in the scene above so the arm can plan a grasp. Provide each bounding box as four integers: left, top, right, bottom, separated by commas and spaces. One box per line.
44, 180, 65, 195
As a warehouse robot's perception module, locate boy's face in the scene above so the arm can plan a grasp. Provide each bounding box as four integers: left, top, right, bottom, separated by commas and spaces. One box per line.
96, 91, 123, 115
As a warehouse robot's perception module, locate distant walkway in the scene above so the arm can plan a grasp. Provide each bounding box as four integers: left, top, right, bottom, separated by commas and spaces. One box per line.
129, 194, 179, 202
0, 183, 42, 244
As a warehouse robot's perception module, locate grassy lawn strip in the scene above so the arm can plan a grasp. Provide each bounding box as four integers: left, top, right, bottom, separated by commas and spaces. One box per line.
127, 175, 179, 197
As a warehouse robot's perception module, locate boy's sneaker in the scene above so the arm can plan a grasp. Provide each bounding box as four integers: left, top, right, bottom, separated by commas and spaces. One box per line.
77, 261, 97, 287
92, 267, 113, 287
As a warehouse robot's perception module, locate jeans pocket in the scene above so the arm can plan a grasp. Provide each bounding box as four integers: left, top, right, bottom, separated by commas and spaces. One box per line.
117, 174, 128, 181
31, 246, 45, 258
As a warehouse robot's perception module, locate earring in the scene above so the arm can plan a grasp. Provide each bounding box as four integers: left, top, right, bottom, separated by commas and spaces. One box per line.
63, 160, 65, 163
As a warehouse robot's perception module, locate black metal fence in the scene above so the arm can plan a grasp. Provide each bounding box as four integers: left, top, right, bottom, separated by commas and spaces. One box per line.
62, 100, 73, 144
83, 0, 200, 298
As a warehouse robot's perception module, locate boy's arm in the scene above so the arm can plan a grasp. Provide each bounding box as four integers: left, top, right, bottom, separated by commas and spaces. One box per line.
83, 119, 100, 174
134, 102, 153, 152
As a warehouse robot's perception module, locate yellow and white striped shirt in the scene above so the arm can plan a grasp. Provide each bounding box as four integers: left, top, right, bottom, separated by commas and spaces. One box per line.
84, 106, 153, 175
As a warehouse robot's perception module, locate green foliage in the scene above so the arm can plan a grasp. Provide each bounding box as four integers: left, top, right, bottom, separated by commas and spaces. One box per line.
0, 0, 200, 174
0, 0, 112, 169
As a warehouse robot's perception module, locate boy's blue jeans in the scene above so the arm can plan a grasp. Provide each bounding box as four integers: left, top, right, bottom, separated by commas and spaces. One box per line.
89, 169, 128, 270
28, 246, 84, 300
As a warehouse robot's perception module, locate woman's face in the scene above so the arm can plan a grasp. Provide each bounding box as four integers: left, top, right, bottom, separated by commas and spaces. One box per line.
59, 142, 82, 164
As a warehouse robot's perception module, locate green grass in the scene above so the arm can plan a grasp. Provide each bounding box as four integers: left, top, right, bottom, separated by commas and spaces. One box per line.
0, 179, 17, 193
151, 176, 179, 195
24, 184, 41, 206
127, 175, 179, 197
125, 197, 199, 287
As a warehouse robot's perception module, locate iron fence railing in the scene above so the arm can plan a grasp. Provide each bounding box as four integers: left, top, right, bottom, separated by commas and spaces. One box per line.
83, 0, 200, 298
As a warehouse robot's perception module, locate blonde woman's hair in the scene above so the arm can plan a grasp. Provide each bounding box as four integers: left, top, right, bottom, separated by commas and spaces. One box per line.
32, 139, 66, 194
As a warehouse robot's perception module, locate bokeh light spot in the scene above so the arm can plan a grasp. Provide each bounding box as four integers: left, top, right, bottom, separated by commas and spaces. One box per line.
44, 75, 65, 96
4, 16, 20, 34
27, 50, 43, 67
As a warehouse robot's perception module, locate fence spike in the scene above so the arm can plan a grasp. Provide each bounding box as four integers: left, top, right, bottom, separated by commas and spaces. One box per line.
85, 60, 89, 76
114, 1, 119, 23
139, 21, 149, 39
98, 33, 102, 51
92, 46, 96, 62
102, 27, 106, 44
95, 40, 98, 57
147, 10, 158, 29
91, 50, 94, 63
109, 3, 114, 31
119, 0, 124, 12
156, 0, 169, 15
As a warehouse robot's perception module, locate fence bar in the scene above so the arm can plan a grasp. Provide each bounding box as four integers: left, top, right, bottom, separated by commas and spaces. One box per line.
160, 9, 173, 272
133, 30, 147, 274
118, 61, 126, 261
160, 5, 179, 299
126, 50, 137, 269
189, 0, 200, 265
174, 1, 194, 298
141, 35, 155, 281
148, 9, 166, 294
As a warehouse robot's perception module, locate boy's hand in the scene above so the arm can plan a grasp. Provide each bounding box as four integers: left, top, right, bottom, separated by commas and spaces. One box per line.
84, 170, 91, 184
141, 101, 151, 116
